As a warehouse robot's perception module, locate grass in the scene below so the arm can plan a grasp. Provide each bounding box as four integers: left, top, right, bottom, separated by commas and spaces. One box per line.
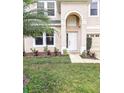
24, 56, 71, 65
24, 56, 100, 93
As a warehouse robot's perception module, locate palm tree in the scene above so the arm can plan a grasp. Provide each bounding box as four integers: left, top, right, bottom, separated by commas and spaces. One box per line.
23, 1, 53, 53
23, 0, 34, 4
23, 1, 53, 37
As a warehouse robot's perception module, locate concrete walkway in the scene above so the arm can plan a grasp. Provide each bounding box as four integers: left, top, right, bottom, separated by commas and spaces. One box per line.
69, 54, 100, 63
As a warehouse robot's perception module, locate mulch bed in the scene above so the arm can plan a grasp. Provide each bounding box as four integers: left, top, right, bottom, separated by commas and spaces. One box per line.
24, 52, 61, 57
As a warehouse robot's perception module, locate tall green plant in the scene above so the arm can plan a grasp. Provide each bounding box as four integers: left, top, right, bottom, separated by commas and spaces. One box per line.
23, 0, 54, 52
23, 0, 36, 4
23, 3, 53, 37
87, 37, 92, 51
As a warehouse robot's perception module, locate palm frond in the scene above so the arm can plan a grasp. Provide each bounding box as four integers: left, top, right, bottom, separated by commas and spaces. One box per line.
23, 4, 53, 37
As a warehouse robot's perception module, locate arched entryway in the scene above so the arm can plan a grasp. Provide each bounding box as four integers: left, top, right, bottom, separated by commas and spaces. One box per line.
66, 12, 82, 51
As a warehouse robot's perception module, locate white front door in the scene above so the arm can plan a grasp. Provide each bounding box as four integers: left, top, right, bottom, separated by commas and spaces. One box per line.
68, 33, 77, 50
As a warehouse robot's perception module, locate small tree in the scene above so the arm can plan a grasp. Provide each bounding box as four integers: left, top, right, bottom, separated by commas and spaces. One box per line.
23, 0, 54, 53
23, 0, 34, 4
23, 2, 53, 37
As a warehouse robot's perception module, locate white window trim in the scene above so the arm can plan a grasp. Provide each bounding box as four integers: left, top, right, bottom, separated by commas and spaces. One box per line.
45, 33, 56, 47
88, 0, 100, 17
38, 0, 56, 18
33, 33, 45, 47
33, 32, 56, 47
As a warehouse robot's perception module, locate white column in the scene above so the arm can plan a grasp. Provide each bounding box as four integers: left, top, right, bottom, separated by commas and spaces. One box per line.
80, 20, 87, 53
61, 18, 66, 54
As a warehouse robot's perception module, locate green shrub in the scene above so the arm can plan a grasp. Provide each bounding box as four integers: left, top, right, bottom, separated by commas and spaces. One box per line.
81, 50, 87, 58
87, 37, 92, 51
54, 47, 59, 52
30, 48, 38, 56
30, 48, 36, 52
81, 50, 97, 59
63, 49, 68, 56
54, 47, 59, 56
44, 46, 48, 52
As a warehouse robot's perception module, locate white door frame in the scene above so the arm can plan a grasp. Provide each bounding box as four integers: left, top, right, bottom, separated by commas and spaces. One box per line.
67, 32, 78, 51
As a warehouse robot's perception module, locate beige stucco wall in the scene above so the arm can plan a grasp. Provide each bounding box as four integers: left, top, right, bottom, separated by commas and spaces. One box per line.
91, 37, 100, 50
86, 28, 100, 58
24, 37, 33, 52
60, 2, 89, 53
86, 2, 100, 58
87, 17, 100, 26
61, 2, 88, 19
24, 27, 61, 53
90, 36, 100, 59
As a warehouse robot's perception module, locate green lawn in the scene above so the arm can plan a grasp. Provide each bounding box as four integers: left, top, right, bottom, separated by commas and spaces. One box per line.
24, 56, 71, 65
24, 56, 100, 93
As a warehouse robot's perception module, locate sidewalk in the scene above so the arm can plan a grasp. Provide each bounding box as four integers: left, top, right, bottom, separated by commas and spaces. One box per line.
69, 54, 100, 63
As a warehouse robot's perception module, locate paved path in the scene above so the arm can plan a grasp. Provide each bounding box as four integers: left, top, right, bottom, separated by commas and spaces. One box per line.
69, 54, 100, 63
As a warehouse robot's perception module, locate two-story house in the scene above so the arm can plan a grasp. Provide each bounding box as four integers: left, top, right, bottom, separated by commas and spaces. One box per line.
24, 0, 100, 58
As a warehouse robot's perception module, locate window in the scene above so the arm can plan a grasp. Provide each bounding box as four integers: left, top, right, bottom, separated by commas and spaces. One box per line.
95, 34, 99, 37
37, 1, 55, 16
67, 15, 77, 27
37, 2, 44, 14
37, 2, 44, 10
34, 32, 55, 46
90, 0, 98, 16
90, 2, 97, 15
46, 33, 54, 45
87, 34, 100, 38
35, 37, 43, 45
47, 2, 55, 16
